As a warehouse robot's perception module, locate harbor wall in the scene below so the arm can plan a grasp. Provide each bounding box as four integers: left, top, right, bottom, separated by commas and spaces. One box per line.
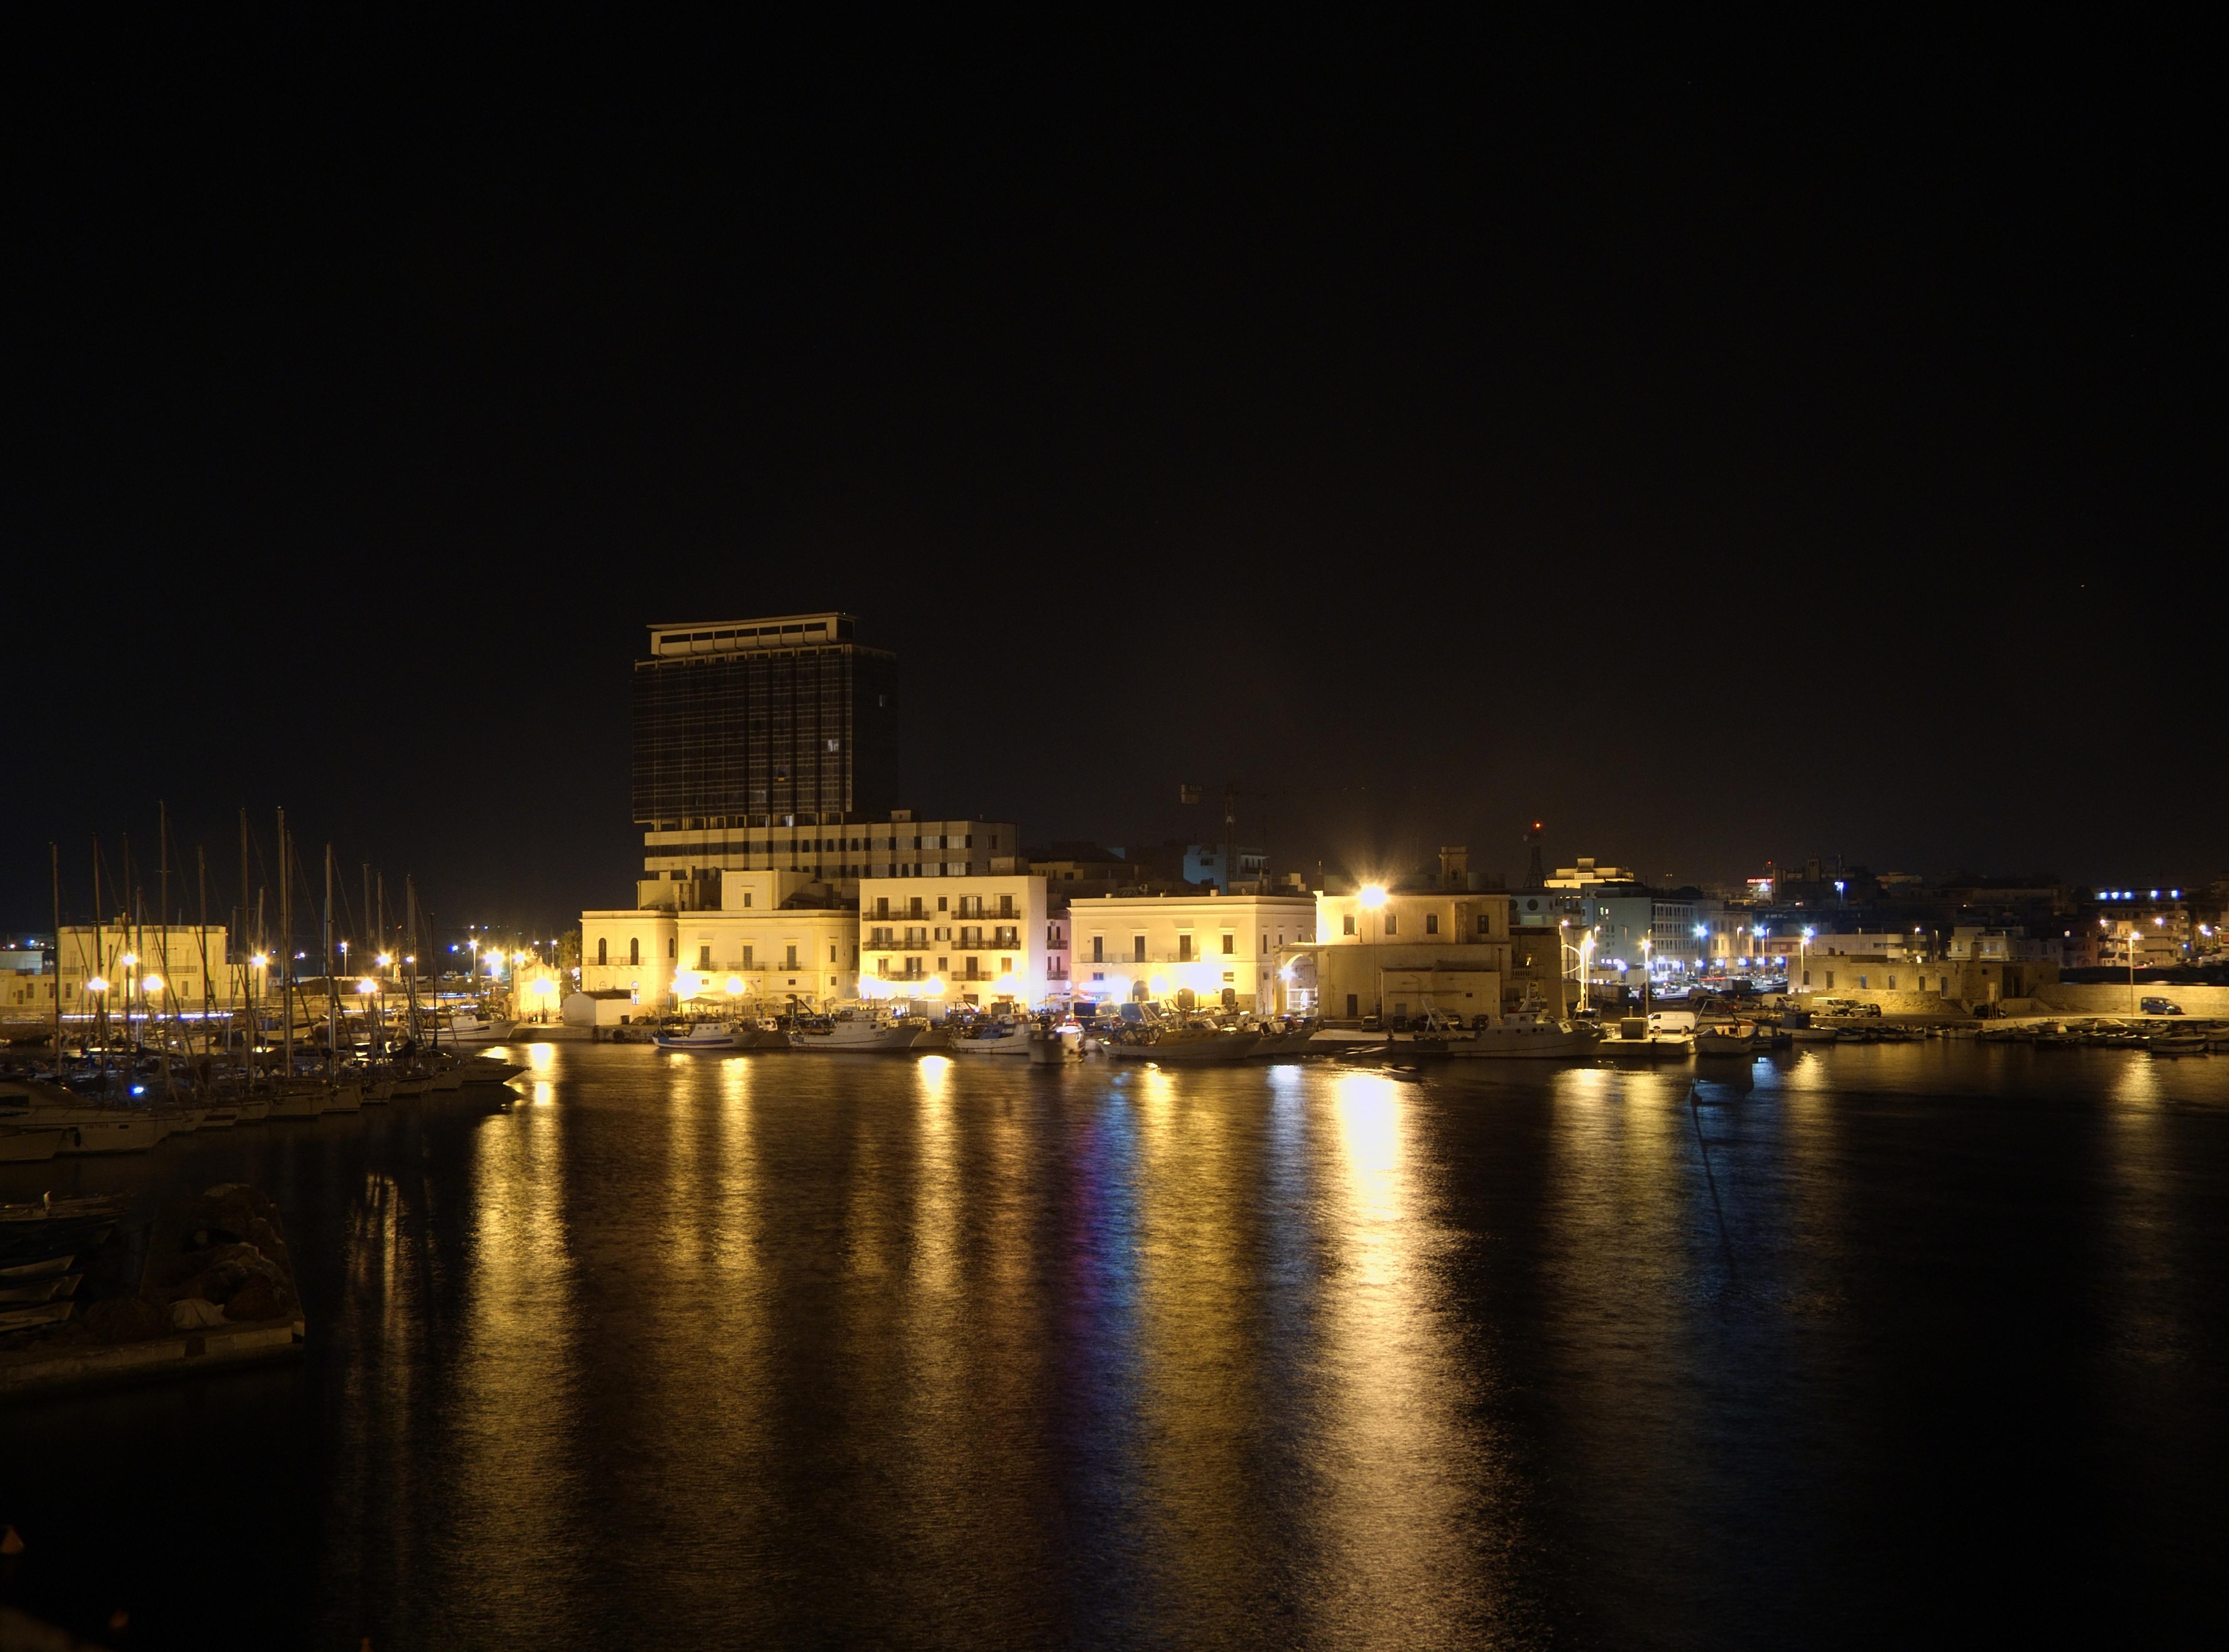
2036, 982, 2229, 1016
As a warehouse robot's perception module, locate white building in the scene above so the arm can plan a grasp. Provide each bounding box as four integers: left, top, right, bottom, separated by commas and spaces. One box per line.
51, 924, 249, 1017
856, 872, 1048, 1012
640, 810, 1020, 908
1069, 891, 1315, 1013
581, 870, 857, 1015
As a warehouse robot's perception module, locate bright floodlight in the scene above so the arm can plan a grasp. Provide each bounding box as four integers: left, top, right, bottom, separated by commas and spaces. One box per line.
251, 953, 270, 968
357, 978, 377, 995
142, 974, 164, 994
1358, 884, 1388, 909
376, 953, 391, 966
725, 975, 745, 996
86, 975, 109, 993
120, 952, 137, 967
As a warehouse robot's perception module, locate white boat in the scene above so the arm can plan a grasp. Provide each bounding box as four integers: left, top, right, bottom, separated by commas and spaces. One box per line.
0, 1127, 63, 1162
653, 1021, 743, 1050
1442, 1010, 1597, 1060
442, 1008, 517, 1044
53, 1117, 161, 1154
789, 1014, 922, 1053
947, 1019, 1033, 1057
459, 1059, 529, 1085
1695, 1024, 1761, 1056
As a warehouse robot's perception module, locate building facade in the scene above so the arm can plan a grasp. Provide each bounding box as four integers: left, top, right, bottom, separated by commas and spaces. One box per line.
857, 872, 1049, 1011
631, 611, 898, 832
1305, 888, 1513, 1023
581, 871, 858, 1014
1069, 892, 1315, 1013
638, 811, 1020, 907
50, 924, 247, 1015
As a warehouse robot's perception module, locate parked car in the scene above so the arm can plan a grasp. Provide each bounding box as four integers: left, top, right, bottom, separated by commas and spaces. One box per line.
2139, 996, 2183, 1015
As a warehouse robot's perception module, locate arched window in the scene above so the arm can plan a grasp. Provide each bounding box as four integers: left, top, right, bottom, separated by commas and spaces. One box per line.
598, 937, 608, 965
629, 936, 640, 966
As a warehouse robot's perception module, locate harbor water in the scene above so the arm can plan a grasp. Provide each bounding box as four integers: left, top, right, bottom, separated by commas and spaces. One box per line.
7, 1043, 2227, 1647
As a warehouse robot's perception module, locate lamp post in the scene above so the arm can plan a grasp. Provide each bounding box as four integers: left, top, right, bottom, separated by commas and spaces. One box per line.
1359, 883, 1387, 1022
1800, 926, 1814, 993
1640, 934, 1653, 1023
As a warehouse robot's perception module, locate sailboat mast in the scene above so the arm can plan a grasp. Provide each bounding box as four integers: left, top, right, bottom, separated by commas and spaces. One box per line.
49, 843, 63, 1061
278, 807, 292, 1082
324, 843, 337, 1076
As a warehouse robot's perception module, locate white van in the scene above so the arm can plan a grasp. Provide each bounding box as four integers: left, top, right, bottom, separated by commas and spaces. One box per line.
1648, 1009, 1698, 1033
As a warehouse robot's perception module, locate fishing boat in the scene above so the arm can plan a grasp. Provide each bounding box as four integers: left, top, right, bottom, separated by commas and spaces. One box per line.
947, 1017, 1032, 1057
1442, 1008, 1596, 1060
2146, 1031, 2209, 1056
1694, 1023, 1760, 1056
789, 1012, 923, 1054
1103, 1025, 1261, 1064
652, 1021, 744, 1050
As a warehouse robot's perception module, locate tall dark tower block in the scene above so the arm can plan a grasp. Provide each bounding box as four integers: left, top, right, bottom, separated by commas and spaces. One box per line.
1525, 821, 1545, 887
631, 612, 898, 828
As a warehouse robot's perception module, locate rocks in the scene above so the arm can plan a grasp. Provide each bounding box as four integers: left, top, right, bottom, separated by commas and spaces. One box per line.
83, 1296, 167, 1343
223, 1277, 284, 1321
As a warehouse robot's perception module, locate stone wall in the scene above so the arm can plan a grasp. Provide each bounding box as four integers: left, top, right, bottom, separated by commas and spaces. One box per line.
2036, 982, 2229, 1017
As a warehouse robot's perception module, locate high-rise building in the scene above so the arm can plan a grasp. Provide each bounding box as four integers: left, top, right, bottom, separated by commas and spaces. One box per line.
631, 612, 898, 830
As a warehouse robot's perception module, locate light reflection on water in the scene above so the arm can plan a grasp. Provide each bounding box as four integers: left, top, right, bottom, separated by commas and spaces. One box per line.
9, 1042, 2229, 1648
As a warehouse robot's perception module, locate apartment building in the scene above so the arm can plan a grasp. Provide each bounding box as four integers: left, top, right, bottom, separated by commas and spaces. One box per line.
582, 871, 857, 1013
1071, 891, 1315, 1013
857, 872, 1048, 1010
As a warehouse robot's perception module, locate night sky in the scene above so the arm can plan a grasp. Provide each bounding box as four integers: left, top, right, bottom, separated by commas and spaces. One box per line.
8, 19, 2222, 935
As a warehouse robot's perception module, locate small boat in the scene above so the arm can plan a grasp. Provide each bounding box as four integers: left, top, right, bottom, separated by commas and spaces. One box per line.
1695, 1024, 1761, 1056
0, 1270, 80, 1305
2146, 1032, 2208, 1056
0, 1300, 74, 1334
0, 1127, 63, 1162
53, 1117, 161, 1154
436, 1007, 515, 1044
653, 1022, 743, 1050
0, 1254, 76, 1281
1789, 1025, 1839, 1043
460, 1059, 529, 1085
267, 1084, 330, 1120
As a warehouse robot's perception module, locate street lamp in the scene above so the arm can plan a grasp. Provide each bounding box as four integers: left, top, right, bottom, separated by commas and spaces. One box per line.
1800, 926, 1814, 992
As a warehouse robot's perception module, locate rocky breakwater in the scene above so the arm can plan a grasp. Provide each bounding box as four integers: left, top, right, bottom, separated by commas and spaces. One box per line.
0, 1184, 306, 1400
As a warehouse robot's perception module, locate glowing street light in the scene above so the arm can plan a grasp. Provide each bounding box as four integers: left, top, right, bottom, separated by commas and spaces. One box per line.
1357, 884, 1388, 910
86, 975, 109, 994
142, 974, 164, 995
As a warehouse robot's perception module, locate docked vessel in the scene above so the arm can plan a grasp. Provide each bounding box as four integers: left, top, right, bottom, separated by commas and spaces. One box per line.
788, 1012, 922, 1053
1441, 1009, 1597, 1060
1104, 1026, 1262, 1064
947, 1017, 1032, 1057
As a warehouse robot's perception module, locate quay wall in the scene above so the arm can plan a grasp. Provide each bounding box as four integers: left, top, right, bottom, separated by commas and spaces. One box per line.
2036, 982, 2229, 1017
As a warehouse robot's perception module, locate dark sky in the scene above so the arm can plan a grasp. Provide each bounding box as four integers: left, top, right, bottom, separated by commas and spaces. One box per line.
7, 18, 2223, 935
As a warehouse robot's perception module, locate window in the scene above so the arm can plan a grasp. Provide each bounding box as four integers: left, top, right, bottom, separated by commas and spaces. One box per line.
1346, 993, 1359, 1017
786, 945, 799, 969
937, 957, 948, 972
1133, 935, 1146, 963
831, 946, 838, 963
1261, 933, 1268, 953
999, 895, 1014, 917
1384, 914, 1397, 936
1344, 914, 1356, 936
1222, 933, 1234, 955
1425, 913, 1439, 935
743, 893, 753, 908
668, 937, 676, 958
875, 897, 889, 919
629, 937, 640, 965
1179, 935, 1194, 962
1092, 936, 1104, 963
743, 946, 753, 968
1476, 915, 1491, 935
1826, 971, 1835, 988
597, 938, 608, 965
1802, 970, 1810, 985
938, 896, 949, 912
699, 945, 713, 969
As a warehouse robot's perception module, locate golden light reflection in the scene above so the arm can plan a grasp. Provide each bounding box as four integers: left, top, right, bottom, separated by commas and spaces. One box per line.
450, 1053, 579, 1581
1308, 1066, 1483, 1634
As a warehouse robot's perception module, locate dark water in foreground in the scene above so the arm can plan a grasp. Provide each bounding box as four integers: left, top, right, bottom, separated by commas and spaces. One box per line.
6, 1043, 2227, 1649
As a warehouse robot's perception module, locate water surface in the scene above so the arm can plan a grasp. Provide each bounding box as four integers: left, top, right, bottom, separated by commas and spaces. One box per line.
6, 1043, 2226, 1647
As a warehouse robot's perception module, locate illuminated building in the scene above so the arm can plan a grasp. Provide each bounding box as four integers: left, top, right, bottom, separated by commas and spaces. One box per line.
581, 871, 857, 1015
1076, 891, 1315, 1013
857, 873, 1049, 1011
1305, 885, 1514, 1023
638, 810, 1020, 908
47, 924, 253, 1013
